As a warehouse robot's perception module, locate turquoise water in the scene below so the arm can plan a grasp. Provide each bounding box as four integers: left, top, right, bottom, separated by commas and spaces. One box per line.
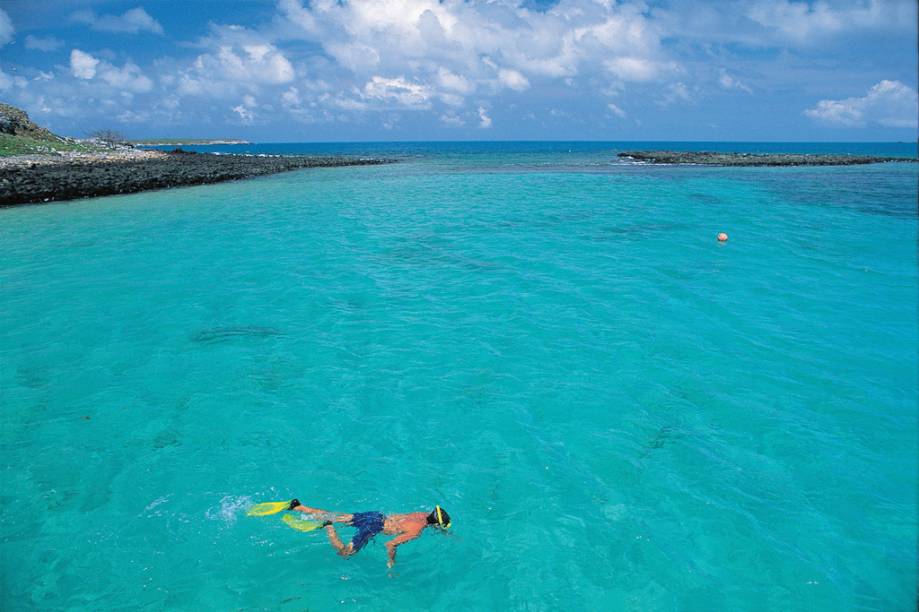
1, 143, 916, 610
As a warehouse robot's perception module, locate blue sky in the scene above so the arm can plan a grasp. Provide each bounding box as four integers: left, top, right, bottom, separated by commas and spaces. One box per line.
0, 0, 916, 141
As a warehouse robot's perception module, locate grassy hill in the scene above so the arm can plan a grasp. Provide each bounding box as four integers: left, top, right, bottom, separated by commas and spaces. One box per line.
0, 103, 104, 156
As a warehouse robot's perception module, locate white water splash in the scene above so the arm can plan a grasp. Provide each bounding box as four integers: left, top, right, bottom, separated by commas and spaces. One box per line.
205, 495, 253, 525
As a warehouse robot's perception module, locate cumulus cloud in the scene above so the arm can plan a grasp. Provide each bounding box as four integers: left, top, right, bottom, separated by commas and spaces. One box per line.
70, 49, 100, 79
180, 36, 295, 97
25, 35, 63, 52
281, 86, 303, 108
363, 76, 431, 109
604, 57, 663, 82
71, 7, 164, 35
99, 62, 154, 93
437, 67, 474, 94
498, 68, 529, 92
478, 106, 491, 128
232, 103, 255, 124
279, 0, 671, 99
805, 80, 918, 128
11, 0, 916, 137
70, 49, 153, 92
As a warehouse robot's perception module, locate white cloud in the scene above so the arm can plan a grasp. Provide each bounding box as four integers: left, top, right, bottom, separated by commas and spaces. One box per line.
99, 62, 153, 93
184, 42, 295, 92
604, 57, 662, 82
279, 0, 671, 93
71, 7, 164, 35
718, 69, 752, 94
11, 0, 915, 137
437, 67, 474, 94
281, 86, 301, 107
320, 93, 368, 112
71, 49, 100, 79
363, 76, 431, 109
498, 68, 529, 92
69, 49, 153, 92
0, 9, 14, 45
0, 67, 28, 91
805, 80, 919, 128
655, 0, 916, 52
478, 106, 491, 128
747, 0, 843, 41
25, 35, 63, 52
747, 0, 915, 43
440, 111, 464, 126
653, 81, 695, 108
232, 104, 255, 124
607, 102, 626, 118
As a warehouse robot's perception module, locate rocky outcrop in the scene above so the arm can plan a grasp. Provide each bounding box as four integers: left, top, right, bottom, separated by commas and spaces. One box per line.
618, 150, 918, 166
0, 150, 392, 206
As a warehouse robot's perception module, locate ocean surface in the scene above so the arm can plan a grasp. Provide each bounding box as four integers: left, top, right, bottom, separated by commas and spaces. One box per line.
1, 142, 916, 610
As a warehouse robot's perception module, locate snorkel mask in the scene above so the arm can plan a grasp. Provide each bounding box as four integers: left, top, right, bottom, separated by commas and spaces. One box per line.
430, 505, 451, 530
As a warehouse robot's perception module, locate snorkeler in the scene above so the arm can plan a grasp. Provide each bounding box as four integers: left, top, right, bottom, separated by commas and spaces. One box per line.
287, 500, 451, 567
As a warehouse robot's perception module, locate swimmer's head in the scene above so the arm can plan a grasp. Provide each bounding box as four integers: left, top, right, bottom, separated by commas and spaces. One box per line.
717, 232, 729, 242
427, 505, 451, 530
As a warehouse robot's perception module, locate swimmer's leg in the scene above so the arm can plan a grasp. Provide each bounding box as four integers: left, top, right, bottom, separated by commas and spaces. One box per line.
324, 524, 355, 557
289, 500, 352, 523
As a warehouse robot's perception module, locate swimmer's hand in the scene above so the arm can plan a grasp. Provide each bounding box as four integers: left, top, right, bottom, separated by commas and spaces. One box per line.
386, 542, 397, 568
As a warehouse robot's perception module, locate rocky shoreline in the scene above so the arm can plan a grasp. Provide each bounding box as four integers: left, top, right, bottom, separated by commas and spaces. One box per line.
617, 150, 918, 166
0, 149, 391, 207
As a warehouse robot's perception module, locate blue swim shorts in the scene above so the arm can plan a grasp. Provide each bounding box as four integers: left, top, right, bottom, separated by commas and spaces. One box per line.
348, 511, 385, 551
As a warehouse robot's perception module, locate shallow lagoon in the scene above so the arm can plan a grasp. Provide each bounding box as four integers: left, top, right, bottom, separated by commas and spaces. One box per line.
1, 143, 916, 609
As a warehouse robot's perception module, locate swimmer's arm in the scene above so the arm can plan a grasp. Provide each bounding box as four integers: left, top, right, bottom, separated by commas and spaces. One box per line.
385, 532, 420, 568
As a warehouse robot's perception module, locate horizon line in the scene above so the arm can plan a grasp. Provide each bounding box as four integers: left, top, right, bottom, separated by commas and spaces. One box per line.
133, 138, 919, 145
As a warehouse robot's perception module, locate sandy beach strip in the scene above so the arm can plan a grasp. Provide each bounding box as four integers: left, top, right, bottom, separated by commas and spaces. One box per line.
0, 149, 391, 207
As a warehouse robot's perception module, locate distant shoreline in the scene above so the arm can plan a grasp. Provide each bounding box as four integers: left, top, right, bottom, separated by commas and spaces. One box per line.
131, 139, 251, 146
617, 150, 918, 166
0, 149, 391, 207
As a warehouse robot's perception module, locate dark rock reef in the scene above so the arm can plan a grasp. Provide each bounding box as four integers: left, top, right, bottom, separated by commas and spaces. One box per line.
0, 150, 391, 206
618, 150, 918, 166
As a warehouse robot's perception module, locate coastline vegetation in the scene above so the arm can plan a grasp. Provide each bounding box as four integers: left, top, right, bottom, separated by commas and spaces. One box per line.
0, 132, 104, 156
0, 102, 109, 156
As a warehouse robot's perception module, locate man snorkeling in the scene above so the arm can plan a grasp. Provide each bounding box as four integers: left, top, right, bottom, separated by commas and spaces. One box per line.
287, 499, 451, 567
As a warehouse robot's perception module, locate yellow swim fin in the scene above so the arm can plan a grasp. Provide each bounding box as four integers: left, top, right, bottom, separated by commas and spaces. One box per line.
247, 500, 291, 517
281, 513, 323, 532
